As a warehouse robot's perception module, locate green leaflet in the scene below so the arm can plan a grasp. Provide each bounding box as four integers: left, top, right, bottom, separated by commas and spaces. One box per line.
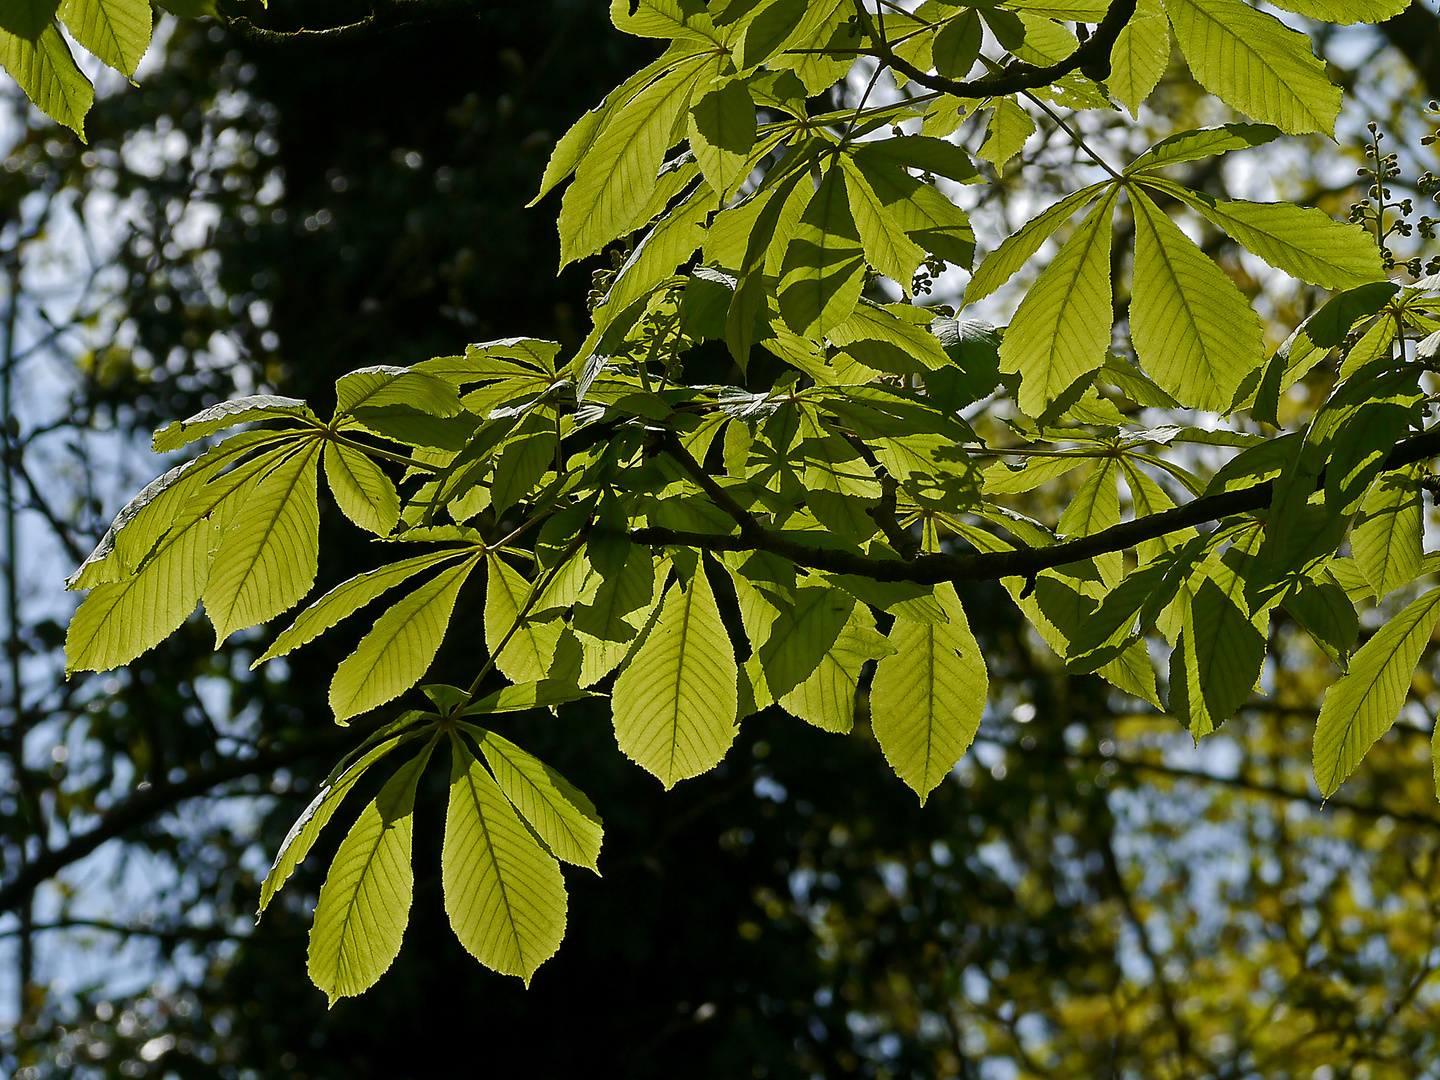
1059, 459, 1124, 586
932, 9, 981, 79
1269, 0, 1408, 22
611, 560, 738, 788
1351, 465, 1424, 599
976, 98, 1035, 170
610, 0, 721, 43
870, 583, 988, 803
967, 184, 1106, 303
307, 737, 436, 1005
329, 555, 481, 723
726, 166, 810, 365
1108, 0, 1169, 117
531, 43, 699, 207
556, 51, 712, 267
1283, 573, 1359, 668
779, 601, 892, 733
1313, 586, 1440, 797
1168, 546, 1268, 741
590, 183, 713, 338
65, 441, 303, 673
0, 22, 91, 138
1144, 178, 1384, 291
324, 442, 400, 536
0, 0, 60, 39
491, 429, 557, 517
333, 365, 464, 419
462, 679, 598, 715
998, 187, 1118, 418
485, 552, 563, 682
153, 395, 318, 453
848, 150, 976, 270
203, 440, 324, 644
442, 735, 568, 985
757, 585, 853, 699
1126, 123, 1281, 172
688, 76, 757, 200
1305, 282, 1400, 348
68, 430, 289, 590
58, 0, 149, 76
1162, 0, 1341, 136
253, 549, 468, 666
258, 731, 421, 915
778, 166, 867, 339
839, 157, 926, 296
472, 728, 604, 872
1128, 188, 1263, 413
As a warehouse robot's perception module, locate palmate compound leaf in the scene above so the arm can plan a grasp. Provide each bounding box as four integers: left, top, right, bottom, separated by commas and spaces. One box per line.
329, 555, 482, 724
443, 733, 567, 985
258, 730, 424, 915
470, 727, 604, 872
203, 440, 323, 644
611, 558, 738, 789
997, 187, 1118, 419
1128, 188, 1264, 413
0, 22, 92, 138
65, 440, 305, 674
555, 49, 712, 268
869, 583, 988, 803
308, 736, 437, 1006
1143, 178, 1385, 291
1162, 0, 1341, 137
1313, 586, 1440, 798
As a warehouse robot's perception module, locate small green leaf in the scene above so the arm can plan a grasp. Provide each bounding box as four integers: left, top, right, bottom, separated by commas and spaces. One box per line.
1305, 282, 1399, 348
1126, 122, 1281, 173
443, 734, 567, 984
203, 441, 323, 644
473, 729, 604, 872
57, 0, 149, 75
611, 560, 738, 788
1352, 465, 1424, 599
0, 22, 91, 138
1128, 188, 1263, 412
870, 583, 988, 803
485, 552, 564, 683
462, 679, 599, 715
253, 549, 467, 666
259, 732, 421, 915
976, 98, 1035, 170
1163, 0, 1341, 136
329, 555, 481, 723
778, 167, 867, 338
1108, 0, 1169, 116
688, 76, 757, 200
153, 395, 317, 454
324, 442, 400, 536
778, 602, 892, 733
1268, 0, 1408, 22
967, 184, 1105, 303
757, 585, 852, 699
0, 0, 59, 39
307, 738, 436, 1005
932, 8, 981, 79
1313, 586, 1440, 797
998, 187, 1118, 418
839, 158, 926, 295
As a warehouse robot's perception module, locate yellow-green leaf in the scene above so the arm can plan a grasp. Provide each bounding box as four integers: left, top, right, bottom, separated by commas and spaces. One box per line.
485, 552, 563, 683
778, 602, 892, 733
307, 738, 436, 1005
0, 22, 91, 138
870, 583, 988, 803
1313, 586, 1440, 797
777, 167, 866, 339
611, 561, 738, 788
58, 0, 150, 76
442, 734, 567, 984
1352, 465, 1424, 599
329, 555, 480, 723
1108, 0, 1168, 117
997, 187, 1118, 418
1128, 188, 1263, 413
474, 729, 604, 873
324, 442, 400, 536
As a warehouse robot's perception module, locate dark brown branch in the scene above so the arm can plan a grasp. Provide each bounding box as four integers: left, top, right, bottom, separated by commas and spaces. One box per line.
850, 0, 1138, 102
633, 425, 1440, 585
225, 0, 479, 46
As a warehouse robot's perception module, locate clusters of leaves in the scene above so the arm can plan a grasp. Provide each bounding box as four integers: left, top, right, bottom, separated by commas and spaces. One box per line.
56, 0, 1440, 1002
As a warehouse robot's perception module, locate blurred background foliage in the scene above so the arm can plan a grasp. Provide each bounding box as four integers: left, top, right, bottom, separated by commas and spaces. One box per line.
1, 2, 1440, 1078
